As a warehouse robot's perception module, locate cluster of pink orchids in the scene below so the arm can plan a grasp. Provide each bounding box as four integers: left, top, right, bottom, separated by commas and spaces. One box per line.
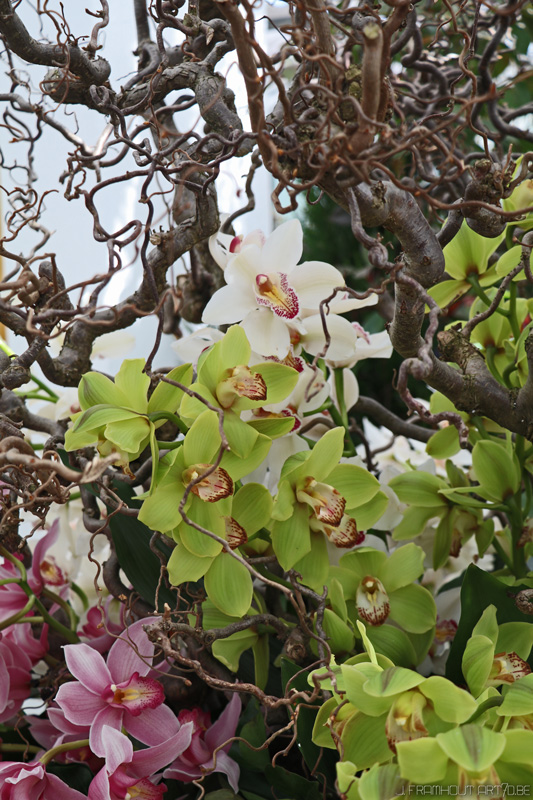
0, 521, 241, 799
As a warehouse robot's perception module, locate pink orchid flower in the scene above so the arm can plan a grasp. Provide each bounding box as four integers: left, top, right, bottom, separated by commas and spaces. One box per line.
29, 704, 103, 773
0, 621, 48, 723
88, 723, 193, 800
0, 520, 64, 623
164, 693, 241, 791
0, 761, 86, 800
55, 617, 179, 760
78, 600, 125, 654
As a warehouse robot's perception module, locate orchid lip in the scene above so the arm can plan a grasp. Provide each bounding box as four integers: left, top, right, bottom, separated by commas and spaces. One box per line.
356, 575, 390, 626
103, 672, 164, 716
255, 272, 299, 319
182, 464, 234, 502
296, 476, 345, 526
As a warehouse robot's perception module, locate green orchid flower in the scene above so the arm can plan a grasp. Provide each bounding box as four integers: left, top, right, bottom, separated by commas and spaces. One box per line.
269, 426, 385, 591
179, 325, 299, 458
462, 604, 533, 698
138, 409, 271, 557
397, 725, 533, 789
64, 359, 192, 475
165, 482, 273, 617
329, 544, 436, 663
502, 155, 533, 232
428, 220, 505, 309
311, 626, 475, 771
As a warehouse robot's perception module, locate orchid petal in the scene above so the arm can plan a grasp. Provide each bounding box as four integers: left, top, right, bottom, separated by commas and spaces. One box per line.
225, 246, 263, 283
202, 284, 256, 325
205, 693, 241, 750
32, 520, 60, 592
99, 723, 134, 773
207, 749, 241, 793
63, 643, 111, 693
241, 309, 290, 358
289, 261, 345, 309
46, 773, 88, 800
129, 723, 194, 777
327, 294, 379, 314
107, 617, 159, 682
301, 314, 358, 361
260, 219, 302, 273
125, 702, 182, 745
89, 705, 123, 758
87, 767, 110, 800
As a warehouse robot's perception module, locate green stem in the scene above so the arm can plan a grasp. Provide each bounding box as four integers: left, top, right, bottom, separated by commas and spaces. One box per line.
148, 410, 188, 434
42, 586, 79, 631
326, 403, 356, 457
505, 494, 527, 578
155, 439, 183, 450
0, 743, 41, 755
334, 368, 349, 428
502, 361, 519, 389
467, 274, 502, 310
464, 694, 503, 725
485, 346, 505, 384
0, 545, 27, 581
39, 739, 90, 766
32, 593, 80, 643
0, 594, 36, 630
491, 535, 513, 572
508, 281, 520, 341
70, 581, 90, 611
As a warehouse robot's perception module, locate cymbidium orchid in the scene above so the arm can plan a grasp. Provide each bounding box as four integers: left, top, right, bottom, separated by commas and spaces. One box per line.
55, 617, 178, 759
462, 604, 533, 697
163, 693, 241, 792
330, 543, 437, 664
64, 358, 192, 475
138, 409, 271, 560
0, 761, 87, 800
204, 220, 378, 358
179, 325, 299, 450
166, 482, 272, 616
88, 724, 194, 800
271, 427, 385, 590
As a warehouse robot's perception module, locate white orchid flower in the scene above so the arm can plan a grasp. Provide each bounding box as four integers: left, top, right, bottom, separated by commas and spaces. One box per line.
325, 327, 393, 369
203, 219, 379, 358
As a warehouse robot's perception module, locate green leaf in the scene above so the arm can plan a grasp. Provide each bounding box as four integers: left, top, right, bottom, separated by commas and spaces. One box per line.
443, 220, 504, 280
388, 584, 436, 634
205, 552, 253, 617
183, 410, 221, 464
329, 463, 381, 509
271, 503, 311, 570
252, 634, 269, 690
238, 700, 270, 770
389, 471, 448, 508
379, 543, 425, 592
167, 542, 213, 584
113, 359, 150, 413
263, 766, 322, 800
107, 484, 175, 609
147, 363, 193, 414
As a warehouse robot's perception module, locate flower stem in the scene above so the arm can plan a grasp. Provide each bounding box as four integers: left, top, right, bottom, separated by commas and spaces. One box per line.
148, 410, 188, 434
39, 739, 90, 766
